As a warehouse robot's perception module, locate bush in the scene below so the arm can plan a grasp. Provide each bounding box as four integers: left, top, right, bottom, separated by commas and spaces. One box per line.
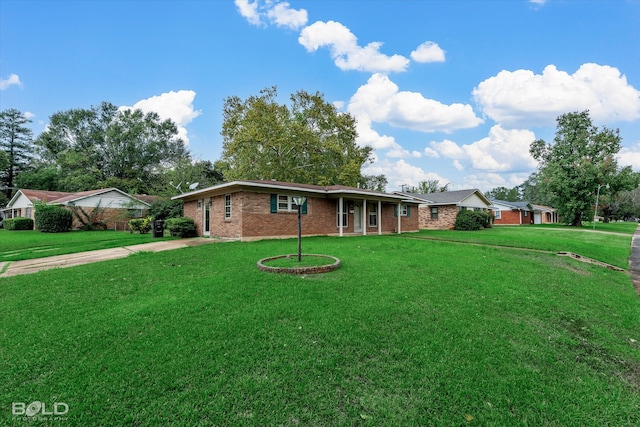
129, 217, 153, 234
3, 217, 34, 230
164, 217, 197, 238
149, 199, 184, 220
454, 210, 491, 231
35, 204, 73, 232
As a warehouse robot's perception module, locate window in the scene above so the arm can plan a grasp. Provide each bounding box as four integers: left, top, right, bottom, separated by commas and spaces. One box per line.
524, 211, 528, 217
400, 204, 409, 216
368, 203, 377, 227
224, 194, 231, 219
278, 195, 292, 212
197, 200, 202, 209
430, 207, 438, 220
336, 202, 348, 227
494, 210, 502, 220
270, 194, 307, 214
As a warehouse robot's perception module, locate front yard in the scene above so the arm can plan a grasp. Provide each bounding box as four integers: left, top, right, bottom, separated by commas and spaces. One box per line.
1, 227, 639, 425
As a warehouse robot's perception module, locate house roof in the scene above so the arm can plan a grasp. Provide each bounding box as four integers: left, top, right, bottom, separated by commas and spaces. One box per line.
172, 180, 419, 204
395, 189, 491, 206
6, 188, 151, 208
489, 199, 533, 210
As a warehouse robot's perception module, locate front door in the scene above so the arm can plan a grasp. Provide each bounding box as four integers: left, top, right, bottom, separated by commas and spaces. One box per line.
203, 198, 211, 236
353, 203, 362, 232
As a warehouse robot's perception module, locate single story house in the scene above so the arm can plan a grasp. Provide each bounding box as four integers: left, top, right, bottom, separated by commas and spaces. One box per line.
171, 180, 420, 240
394, 189, 493, 229
489, 199, 558, 225
1, 188, 151, 230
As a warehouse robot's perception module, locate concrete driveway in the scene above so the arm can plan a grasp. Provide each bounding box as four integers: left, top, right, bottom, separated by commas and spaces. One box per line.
0, 238, 221, 278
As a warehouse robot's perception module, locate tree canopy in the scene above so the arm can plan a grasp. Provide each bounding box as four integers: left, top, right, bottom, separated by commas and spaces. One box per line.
0, 108, 34, 199
34, 102, 191, 194
530, 110, 639, 226
217, 87, 374, 187
403, 179, 449, 194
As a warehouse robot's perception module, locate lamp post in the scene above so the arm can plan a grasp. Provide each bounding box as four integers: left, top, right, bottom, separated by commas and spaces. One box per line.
593, 183, 609, 230
292, 195, 306, 262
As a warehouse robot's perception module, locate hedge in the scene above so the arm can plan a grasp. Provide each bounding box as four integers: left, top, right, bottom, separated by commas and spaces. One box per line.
35, 205, 73, 232
164, 217, 197, 238
454, 210, 492, 231
3, 217, 34, 231
129, 217, 153, 234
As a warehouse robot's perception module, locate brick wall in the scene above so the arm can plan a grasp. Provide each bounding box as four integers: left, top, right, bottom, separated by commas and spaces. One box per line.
494, 209, 533, 225
419, 205, 458, 229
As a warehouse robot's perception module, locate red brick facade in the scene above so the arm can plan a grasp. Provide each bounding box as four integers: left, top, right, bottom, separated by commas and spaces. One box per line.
493, 209, 534, 225
418, 205, 459, 229
180, 185, 419, 240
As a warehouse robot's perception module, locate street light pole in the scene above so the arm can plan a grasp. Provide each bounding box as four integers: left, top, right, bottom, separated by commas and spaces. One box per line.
593, 183, 609, 230
292, 196, 306, 262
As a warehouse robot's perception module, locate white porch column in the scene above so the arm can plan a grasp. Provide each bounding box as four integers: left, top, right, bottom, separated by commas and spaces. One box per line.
339, 197, 344, 237
362, 198, 367, 235
397, 202, 402, 234
378, 200, 382, 235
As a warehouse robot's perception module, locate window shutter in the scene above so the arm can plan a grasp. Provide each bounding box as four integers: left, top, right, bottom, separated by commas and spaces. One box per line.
407, 206, 411, 217
270, 194, 277, 213
393, 205, 398, 217
302, 199, 308, 214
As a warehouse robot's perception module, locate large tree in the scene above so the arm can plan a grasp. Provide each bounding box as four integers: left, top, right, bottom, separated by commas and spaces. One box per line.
0, 109, 34, 199
35, 102, 189, 194
404, 179, 449, 194
218, 87, 373, 187
485, 186, 520, 201
530, 110, 638, 226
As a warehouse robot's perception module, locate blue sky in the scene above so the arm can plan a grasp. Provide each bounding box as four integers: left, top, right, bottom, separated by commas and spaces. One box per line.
1, 0, 639, 192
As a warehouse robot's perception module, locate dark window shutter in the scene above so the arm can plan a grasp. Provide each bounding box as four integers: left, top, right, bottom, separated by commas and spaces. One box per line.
407, 206, 411, 217
302, 199, 308, 214
393, 205, 398, 217
270, 194, 277, 213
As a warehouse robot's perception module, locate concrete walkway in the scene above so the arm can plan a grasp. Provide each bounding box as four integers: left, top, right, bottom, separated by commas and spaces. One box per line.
0, 238, 222, 278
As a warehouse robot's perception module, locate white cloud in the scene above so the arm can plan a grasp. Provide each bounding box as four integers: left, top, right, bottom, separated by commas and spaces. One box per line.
24, 111, 35, 119
410, 41, 445, 63
349, 73, 483, 133
618, 142, 640, 170
266, 1, 308, 29
354, 115, 399, 150
122, 90, 201, 144
0, 73, 22, 90
235, 0, 308, 29
473, 63, 640, 127
363, 158, 449, 191
234, 0, 261, 26
464, 172, 532, 193
428, 125, 538, 173
529, 0, 548, 5
299, 21, 410, 73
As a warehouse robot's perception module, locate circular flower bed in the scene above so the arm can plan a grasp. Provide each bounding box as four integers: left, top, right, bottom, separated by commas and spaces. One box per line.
257, 254, 341, 275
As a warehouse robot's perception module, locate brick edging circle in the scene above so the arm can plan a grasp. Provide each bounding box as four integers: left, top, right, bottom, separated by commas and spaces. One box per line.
257, 254, 341, 275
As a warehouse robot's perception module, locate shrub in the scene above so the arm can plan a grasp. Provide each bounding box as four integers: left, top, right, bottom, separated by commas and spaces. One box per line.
149, 199, 184, 220
3, 217, 34, 231
129, 217, 153, 234
454, 210, 491, 231
35, 204, 73, 232
164, 217, 197, 238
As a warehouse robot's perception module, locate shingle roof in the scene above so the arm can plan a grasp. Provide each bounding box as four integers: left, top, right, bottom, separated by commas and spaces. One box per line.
400, 189, 489, 205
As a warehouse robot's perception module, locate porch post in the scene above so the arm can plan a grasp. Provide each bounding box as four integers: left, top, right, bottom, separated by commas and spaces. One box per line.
397, 202, 402, 234
339, 197, 344, 237
377, 200, 382, 235
362, 198, 367, 236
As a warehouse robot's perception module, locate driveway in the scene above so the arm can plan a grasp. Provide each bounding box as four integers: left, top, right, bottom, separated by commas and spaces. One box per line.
0, 238, 222, 278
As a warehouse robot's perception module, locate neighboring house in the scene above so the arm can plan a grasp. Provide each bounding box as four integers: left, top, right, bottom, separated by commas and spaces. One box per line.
171, 180, 420, 240
1, 188, 151, 229
393, 189, 493, 229
490, 199, 558, 225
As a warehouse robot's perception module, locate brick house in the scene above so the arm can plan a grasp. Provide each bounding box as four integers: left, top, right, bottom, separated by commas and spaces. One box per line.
394, 189, 492, 229
490, 199, 558, 225
172, 180, 420, 240
1, 188, 152, 230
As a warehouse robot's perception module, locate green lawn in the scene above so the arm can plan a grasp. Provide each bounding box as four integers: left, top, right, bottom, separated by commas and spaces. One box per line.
0, 229, 174, 261
1, 230, 639, 425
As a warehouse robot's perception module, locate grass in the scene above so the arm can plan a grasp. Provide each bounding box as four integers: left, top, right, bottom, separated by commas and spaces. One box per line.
0, 229, 174, 261
1, 229, 639, 425
413, 224, 637, 269
262, 254, 337, 268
